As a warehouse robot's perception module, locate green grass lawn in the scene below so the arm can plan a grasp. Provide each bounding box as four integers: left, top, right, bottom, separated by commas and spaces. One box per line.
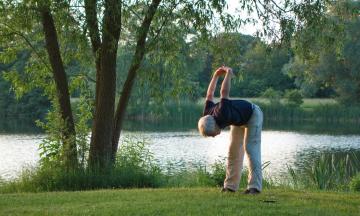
1, 188, 359, 215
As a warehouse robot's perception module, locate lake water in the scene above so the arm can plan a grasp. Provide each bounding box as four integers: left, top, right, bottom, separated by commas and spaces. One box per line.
1, 122, 360, 180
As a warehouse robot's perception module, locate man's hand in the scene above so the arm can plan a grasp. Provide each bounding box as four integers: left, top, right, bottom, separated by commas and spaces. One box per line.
214, 67, 226, 77
222, 66, 234, 76
220, 66, 233, 99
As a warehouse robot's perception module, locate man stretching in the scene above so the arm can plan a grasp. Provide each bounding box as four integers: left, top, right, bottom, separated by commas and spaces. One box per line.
198, 66, 263, 194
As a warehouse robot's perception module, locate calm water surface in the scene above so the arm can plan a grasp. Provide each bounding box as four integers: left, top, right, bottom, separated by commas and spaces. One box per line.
1, 128, 360, 180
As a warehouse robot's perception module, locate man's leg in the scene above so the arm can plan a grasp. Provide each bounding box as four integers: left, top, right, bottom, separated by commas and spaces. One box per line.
244, 105, 263, 191
223, 125, 245, 191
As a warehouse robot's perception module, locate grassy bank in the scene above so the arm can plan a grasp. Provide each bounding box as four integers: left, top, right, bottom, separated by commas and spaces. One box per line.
0, 188, 359, 215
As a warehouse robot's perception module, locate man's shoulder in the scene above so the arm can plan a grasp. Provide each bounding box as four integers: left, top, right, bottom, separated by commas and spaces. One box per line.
205, 99, 215, 103
203, 100, 217, 115
219, 98, 232, 103
227, 98, 251, 104
205, 100, 217, 107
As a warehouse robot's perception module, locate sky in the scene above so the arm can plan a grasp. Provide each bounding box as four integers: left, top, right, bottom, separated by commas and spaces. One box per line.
226, 0, 261, 35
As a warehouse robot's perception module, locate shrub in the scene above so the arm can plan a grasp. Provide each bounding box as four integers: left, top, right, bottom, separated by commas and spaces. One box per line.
284, 89, 303, 107
349, 173, 360, 192
114, 136, 164, 188
210, 158, 226, 186
262, 88, 282, 105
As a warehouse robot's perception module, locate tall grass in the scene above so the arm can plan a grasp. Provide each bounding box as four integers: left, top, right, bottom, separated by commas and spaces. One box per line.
127, 100, 202, 123
287, 152, 360, 190
125, 99, 360, 125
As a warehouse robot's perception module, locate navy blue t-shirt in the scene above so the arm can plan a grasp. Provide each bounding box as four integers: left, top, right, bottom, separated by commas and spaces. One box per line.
202, 98, 253, 129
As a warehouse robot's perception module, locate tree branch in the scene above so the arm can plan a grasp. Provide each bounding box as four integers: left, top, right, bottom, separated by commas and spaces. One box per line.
112, 0, 162, 161
40, 6, 78, 168
84, 0, 101, 54
0, 23, 52, 71
123, 3, 142, 20
269, 0, 292, 13
147, 1, 180, 51
84, 0, 103, 110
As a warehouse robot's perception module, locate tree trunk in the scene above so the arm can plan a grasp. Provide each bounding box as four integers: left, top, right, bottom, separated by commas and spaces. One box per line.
40, 8, 77, 168
111, 0, 162, 162
88, 0, 121, 170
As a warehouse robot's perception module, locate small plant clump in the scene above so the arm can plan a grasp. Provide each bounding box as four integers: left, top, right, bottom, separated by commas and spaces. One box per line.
287, 152, 360, 191
349, 173, 360, 192
262, 88, 282, 105
284, 89, 304, 108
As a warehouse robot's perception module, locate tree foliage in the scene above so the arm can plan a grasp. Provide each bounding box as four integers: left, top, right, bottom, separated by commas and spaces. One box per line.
262, 87, 282, 105
285, 0, 360, 104
0, 53, 50, 119
284, 89, 303, 107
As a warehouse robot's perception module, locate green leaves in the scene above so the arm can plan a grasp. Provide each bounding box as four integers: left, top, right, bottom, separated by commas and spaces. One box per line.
284, 89, 303, 107
3, 70, 31, 99
288, 0, 360, 103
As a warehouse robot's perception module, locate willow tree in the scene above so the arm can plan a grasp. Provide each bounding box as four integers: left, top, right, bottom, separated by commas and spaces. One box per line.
284, 0, 360, 103
0, 0, 329, 170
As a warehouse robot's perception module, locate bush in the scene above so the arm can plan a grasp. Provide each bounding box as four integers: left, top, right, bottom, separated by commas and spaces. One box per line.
210, 158, 226, 186
349, 173, 360, 192
284, 89, 303, 107
114, 136, 164, 188
262, 88, 282, 105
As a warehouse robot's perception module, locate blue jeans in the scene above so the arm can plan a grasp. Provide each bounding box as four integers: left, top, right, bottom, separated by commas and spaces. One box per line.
224, 104, 263, 191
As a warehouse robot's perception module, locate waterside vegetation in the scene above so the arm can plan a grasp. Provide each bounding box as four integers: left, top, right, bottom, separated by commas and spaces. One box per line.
1, 137, 359, 194
126, 98, 360, 125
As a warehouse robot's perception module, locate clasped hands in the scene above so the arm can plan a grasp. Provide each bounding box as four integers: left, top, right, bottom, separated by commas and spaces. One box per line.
214, 66, 233, 77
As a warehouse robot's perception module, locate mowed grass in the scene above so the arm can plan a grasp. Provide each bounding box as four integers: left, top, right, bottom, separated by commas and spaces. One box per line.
0, 188, 359, 216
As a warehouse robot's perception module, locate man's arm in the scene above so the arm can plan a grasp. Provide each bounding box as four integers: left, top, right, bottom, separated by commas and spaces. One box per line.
220, 67, 233, 99
206, 67, 225, 101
